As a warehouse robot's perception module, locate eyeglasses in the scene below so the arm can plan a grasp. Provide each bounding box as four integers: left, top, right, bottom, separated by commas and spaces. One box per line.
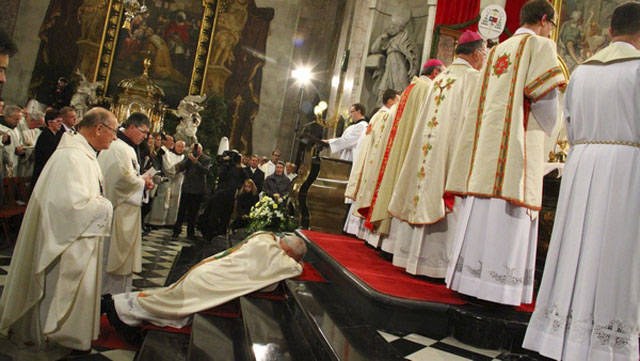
548, 18, 557, 28
135, 126, 149, 136
101, 123, 119, 134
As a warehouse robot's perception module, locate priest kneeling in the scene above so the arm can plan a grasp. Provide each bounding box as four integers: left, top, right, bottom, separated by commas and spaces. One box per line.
103, 232, 306, 342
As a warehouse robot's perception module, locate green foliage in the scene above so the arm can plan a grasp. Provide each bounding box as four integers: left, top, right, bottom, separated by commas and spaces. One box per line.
198, 94, 230, 156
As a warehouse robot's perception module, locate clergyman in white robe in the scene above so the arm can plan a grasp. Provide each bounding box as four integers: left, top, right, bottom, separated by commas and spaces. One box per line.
0, 132, 113, 351
523, 40, 640, 361
110, 232, 304, 328
148, 147, 185, 226
98, 133, 147, 294
444, 27, 566, 305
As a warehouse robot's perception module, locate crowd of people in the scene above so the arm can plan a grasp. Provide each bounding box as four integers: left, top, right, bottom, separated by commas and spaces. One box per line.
327, 2, 640, 360
0, 27, 307, 358
0, 0, 638, 359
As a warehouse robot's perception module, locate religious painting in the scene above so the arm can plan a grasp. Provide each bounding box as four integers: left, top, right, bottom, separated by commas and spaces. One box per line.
96, 0, 217, 108
29, 0, 109, 104
553, 0, 621, 73
431, 27, 462, 67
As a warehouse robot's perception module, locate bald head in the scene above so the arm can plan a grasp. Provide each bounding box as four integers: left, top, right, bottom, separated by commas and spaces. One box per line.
77, 107, 118, 151
279, 235, 307, 262
174, 140, 186, 154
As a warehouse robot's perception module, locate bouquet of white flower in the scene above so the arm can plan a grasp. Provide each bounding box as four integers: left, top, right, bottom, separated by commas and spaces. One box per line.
247, 195, 297, 232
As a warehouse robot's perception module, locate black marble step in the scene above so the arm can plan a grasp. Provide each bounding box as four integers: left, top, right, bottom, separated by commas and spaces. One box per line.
136, 330, 190, 361
187, 313, 254, 361
297, 230, 538, 352
286, 279, 405, 361
240, 296, 317, 361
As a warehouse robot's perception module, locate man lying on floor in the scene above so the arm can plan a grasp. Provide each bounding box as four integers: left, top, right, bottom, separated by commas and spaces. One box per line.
102, 231, 306, 341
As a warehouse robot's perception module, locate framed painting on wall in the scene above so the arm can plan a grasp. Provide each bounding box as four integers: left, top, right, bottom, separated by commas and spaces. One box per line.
553, 0, 621, 74
94, 0, 218, 108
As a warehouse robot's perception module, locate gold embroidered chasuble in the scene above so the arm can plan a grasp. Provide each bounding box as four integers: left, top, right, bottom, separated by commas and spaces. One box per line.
388, 62, 480, 224
137, 232, 302, 319
344, 107, 392, 203
446, 33, 566, 210
365, 76, 433, 231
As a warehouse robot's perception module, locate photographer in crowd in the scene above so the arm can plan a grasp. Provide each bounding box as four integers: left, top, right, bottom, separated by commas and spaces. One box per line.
200, 150, 246, 239
172, 143, 211, 239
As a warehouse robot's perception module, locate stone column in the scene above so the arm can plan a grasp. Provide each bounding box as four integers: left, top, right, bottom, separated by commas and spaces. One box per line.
3, 0, 49, 105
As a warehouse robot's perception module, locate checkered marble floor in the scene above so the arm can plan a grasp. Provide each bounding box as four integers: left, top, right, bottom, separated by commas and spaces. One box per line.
0, 227, 190, 361
378, 330, 549, 361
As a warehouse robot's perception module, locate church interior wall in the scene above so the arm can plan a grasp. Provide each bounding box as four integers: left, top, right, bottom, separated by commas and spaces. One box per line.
2, 0, 49, 106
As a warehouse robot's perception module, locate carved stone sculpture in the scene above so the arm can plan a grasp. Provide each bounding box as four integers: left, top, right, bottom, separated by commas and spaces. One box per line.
369, 0, 418, 98
173, 94, 207, 147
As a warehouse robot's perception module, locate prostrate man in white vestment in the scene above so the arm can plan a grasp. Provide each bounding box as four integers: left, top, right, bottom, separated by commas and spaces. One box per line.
0, 108, 117, 354
325, 103, 368, 162
444, 0, 567, 306
343, 89, 400, 244
524, 4, 640, 360
360, 59, 444, 253
387, 31, 486, 278
102, 233, 306, 342
98, 113, 154, 294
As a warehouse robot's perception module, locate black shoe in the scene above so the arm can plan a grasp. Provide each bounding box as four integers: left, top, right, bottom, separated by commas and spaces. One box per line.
104, 298, 142, 345
100, 294, 112, 315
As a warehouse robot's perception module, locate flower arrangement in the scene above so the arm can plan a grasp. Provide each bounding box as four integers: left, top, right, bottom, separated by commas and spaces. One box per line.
247, 195, 298, 233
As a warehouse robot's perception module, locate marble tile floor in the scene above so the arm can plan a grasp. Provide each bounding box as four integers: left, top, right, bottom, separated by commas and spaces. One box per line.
379, 330, 551, 361
0, 228, 551, 361
0, 227, 191, 361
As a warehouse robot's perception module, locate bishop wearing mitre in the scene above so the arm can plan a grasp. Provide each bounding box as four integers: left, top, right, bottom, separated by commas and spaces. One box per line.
0, 108, 117, 354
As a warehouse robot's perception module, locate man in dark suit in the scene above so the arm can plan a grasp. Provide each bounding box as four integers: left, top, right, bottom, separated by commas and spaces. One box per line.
32, 109, 63, 187
244, 154, 264, 193
172, 143, 211, 239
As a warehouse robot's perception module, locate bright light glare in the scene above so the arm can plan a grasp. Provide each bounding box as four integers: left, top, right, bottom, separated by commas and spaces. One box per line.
292, 67, 312, 85
314, 105, 322, 115
331, 76, 339, 88
318, 101, 328, 110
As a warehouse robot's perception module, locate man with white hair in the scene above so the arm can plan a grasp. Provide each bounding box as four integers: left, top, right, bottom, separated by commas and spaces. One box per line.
14, 110, 43, 178
102, 232, 306, 342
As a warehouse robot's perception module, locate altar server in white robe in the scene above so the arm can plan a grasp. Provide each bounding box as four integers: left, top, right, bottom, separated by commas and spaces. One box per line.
387, 31, 485, 278
148, 135, 185, 226
343, 91, 400, 242
98, 113, 154, 294
524, 4, 640, 360
0, 108, 116, 353
326, 103, 368, 162
104, 232, 305, 332
444, 0, 567, 305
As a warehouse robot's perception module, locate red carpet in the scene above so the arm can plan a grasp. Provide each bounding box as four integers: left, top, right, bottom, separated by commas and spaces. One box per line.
301, 230, 466, 305
301, 230, 536, 311
296, 262, 327, 282
93, 315, 140, 351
